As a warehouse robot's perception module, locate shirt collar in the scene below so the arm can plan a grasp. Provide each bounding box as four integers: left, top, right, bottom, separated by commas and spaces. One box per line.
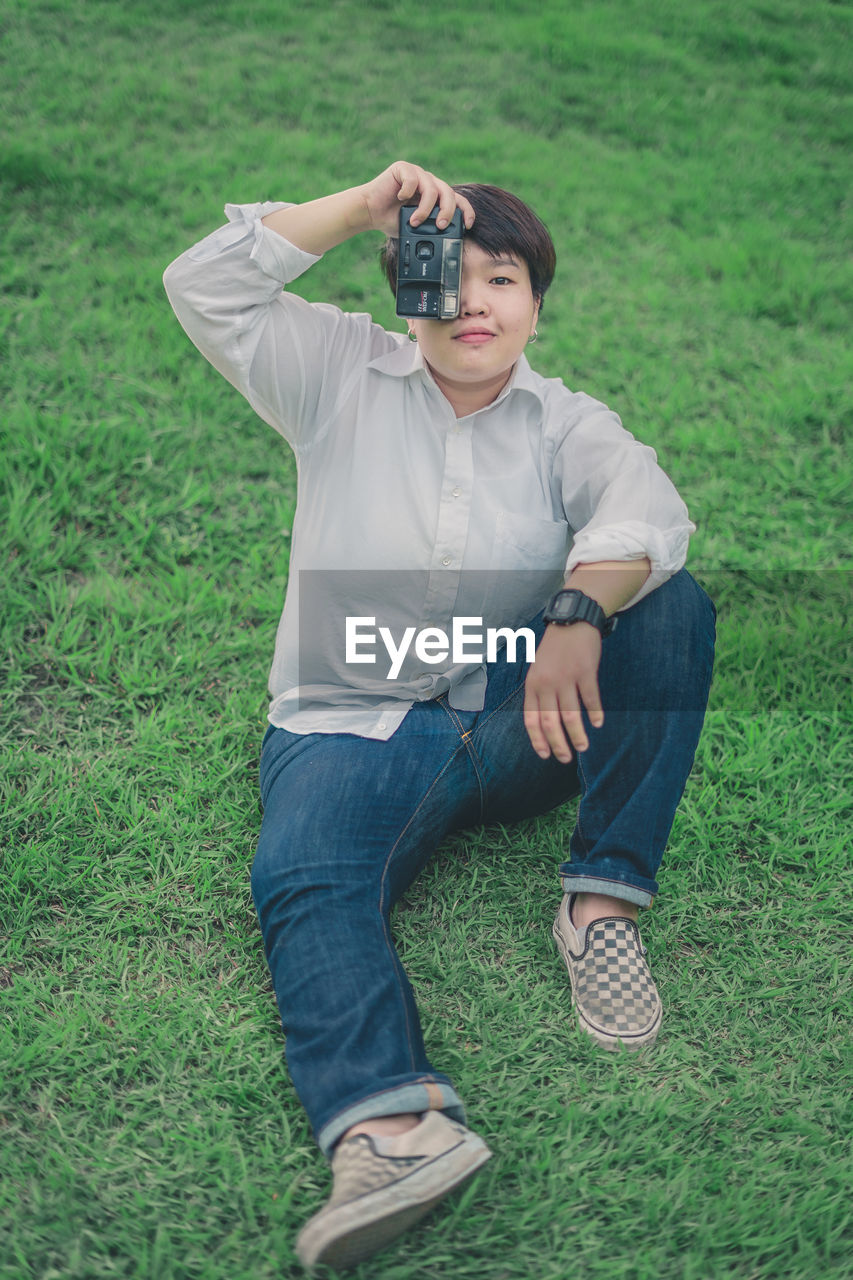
366, 339, 546, 409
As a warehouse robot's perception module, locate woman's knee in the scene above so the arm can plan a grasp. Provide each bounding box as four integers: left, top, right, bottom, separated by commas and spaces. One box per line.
605, 570, 716, 710
670, 570, 716, 667
251, 808, 390, 914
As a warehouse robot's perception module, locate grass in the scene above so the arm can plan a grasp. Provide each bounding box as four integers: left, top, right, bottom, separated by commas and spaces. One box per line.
1, 0, 851, 1276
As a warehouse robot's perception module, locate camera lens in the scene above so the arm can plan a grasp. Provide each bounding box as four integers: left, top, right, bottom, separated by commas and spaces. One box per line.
415, 241, 434, 260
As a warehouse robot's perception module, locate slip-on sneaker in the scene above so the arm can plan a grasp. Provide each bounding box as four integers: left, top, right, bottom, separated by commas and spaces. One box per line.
296, 1109, 492, 1271
553, 893, 662, 1051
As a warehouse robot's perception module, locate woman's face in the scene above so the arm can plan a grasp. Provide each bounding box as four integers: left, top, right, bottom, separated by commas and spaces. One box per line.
409, 240, 540, 413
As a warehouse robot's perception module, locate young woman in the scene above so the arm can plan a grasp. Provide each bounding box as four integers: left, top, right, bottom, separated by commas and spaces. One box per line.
164, 161, 715, 1271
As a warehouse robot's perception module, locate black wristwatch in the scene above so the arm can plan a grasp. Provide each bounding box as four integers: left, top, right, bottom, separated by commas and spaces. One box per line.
543, 588, 616, 637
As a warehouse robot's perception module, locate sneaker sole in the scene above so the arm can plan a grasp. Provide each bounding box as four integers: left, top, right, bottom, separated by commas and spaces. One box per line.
553, 920, 662, 1052
296, 1131, 492, 1271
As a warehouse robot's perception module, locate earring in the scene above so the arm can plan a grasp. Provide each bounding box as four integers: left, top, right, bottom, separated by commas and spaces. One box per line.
527, 330, 538, 344
408, 330, 418, 343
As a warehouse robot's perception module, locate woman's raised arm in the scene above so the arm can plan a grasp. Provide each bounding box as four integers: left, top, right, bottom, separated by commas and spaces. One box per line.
260, 160, 475, 255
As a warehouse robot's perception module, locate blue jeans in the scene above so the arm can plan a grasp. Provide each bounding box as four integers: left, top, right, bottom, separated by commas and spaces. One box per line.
252, 570, 715, 1155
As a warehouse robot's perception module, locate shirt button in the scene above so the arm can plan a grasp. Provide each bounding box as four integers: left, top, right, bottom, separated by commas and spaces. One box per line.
377, 722, 386, 730
452, 487, 462, 498
441, 556, 451, 566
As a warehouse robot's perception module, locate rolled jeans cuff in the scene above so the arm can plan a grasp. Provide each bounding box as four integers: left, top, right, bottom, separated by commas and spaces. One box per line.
559, 873, 655, 909
316, 1080, 467, 1158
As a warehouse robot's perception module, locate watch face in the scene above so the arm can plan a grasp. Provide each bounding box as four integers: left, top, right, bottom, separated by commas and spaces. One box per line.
551, 593, 578, 620
546, 590, 582, 622
546, 589, 611, 634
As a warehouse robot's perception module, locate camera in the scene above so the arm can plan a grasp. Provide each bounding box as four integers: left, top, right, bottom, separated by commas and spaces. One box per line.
395, 204, 463, 320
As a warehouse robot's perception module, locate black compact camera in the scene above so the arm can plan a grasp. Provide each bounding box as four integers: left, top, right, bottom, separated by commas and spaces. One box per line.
395, 204, 464, 320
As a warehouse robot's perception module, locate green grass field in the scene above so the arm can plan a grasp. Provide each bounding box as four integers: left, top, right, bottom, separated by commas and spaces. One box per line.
2, 0, 851, 1276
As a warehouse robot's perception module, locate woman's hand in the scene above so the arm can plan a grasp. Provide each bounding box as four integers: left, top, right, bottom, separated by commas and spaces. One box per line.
261, 161, 475, 257
523, 623, 604, 763
360, 161, 476, 237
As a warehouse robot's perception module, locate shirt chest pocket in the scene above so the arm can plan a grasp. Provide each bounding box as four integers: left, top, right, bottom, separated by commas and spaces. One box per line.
482, 512, 569, 627
490, 511, 570, 570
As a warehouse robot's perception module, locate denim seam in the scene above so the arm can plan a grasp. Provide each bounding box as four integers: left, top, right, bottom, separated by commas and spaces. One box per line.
574, 746, 594, 860
376, 744, 464, 1072
436, 697, 487, 820
461, 680, 529, 820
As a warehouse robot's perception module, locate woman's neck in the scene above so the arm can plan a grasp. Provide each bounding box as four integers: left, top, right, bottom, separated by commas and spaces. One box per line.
426, 363, 515, 419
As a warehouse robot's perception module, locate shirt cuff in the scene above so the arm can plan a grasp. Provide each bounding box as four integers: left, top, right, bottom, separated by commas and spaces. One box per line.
221, 201, 323, 284
565, 520, 694, 610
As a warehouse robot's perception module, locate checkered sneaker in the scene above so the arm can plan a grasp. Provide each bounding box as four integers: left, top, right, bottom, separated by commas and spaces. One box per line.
295, 1110, 491, 1271
324, 1141, 427, 1207
553, 894, 662, 1051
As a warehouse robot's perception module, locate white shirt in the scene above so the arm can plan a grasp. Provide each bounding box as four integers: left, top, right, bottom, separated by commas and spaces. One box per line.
163, 201, 695, 739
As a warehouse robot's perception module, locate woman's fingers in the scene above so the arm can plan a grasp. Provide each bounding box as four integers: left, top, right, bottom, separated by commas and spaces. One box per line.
456, 193, 477, 229
394, 164, 428, 206
394, 164, 475, 230
557, 696, 589, 756
434, 182, 463, 229
410, 180, 442, 227
579, 671, 604, 729
524, 695, 597, 764
365, 161, 476, 236
523, 693, 559, 761
523, 646, 605, 763
524, 694, 574, 763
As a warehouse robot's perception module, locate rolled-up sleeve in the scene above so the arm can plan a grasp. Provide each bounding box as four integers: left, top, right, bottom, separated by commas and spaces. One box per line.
552, 393, 695, 608
163, 202, 392, 451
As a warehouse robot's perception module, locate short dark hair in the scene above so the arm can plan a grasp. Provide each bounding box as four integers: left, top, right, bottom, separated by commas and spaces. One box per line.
380, 183, 557, 312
